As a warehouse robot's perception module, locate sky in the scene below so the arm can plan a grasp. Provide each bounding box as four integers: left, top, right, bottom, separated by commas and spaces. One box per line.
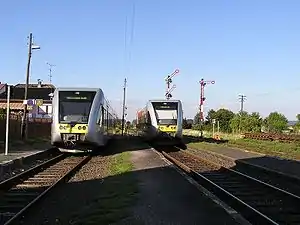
1, 0, 300, 121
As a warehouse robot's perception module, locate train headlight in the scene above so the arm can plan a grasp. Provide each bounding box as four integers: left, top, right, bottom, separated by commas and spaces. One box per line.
59, 125, 64, 130
78, 126, 82, 130
82, 126, 86, 130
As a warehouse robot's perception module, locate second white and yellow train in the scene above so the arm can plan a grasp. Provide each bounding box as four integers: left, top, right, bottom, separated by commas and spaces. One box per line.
136, 99, 183, 143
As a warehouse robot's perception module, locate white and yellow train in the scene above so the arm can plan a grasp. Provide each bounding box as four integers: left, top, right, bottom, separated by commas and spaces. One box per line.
136, 99, 183, 143
50, 87, 118, 153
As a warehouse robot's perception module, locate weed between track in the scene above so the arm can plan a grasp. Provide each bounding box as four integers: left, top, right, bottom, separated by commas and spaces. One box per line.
70, 152, 138, 224
188, 138, 300, 160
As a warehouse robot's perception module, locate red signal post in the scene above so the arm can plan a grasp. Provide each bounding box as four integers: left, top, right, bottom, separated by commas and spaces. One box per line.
199, 78, 215, 137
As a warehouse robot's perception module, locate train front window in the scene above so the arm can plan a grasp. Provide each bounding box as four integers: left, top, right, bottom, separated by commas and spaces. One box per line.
152, 102, 178, 125
59, 91, 96, 124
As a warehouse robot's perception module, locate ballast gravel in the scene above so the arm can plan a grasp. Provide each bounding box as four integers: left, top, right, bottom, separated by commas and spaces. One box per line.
19, 155, 113, 225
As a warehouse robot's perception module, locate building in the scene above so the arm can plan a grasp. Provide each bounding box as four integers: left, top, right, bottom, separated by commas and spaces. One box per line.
0, 80, 55, 119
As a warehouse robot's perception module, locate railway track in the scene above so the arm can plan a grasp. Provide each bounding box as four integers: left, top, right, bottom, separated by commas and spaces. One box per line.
161, 150, 300, 225
0, 153, 91, 225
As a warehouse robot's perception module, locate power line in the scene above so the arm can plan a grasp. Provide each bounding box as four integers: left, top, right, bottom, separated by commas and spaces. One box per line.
238, 94, 246, 112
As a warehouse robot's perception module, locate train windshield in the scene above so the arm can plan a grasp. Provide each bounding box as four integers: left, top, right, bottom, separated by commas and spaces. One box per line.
59, 91, 96, 124
152, 102, 178, 125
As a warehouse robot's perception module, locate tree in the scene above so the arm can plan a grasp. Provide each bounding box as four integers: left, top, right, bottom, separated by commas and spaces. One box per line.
230, 111, 263, 133
293, 114, 300, 133
183, 118, 188, 129
183, 117, 192, 129
193, 108, 234, 132
264, 112, 288, 133
297, 114, 300, 122
193, 112, 201, 125
214, 108, 235, 132
205, 109, 216, 124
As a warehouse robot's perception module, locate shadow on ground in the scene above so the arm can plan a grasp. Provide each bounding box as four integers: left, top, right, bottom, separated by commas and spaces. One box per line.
11, 163, 239, 225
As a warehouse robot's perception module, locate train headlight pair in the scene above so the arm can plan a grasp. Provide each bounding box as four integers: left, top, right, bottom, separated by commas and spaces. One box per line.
59, 125, 67, 130
78, 126, 87, 130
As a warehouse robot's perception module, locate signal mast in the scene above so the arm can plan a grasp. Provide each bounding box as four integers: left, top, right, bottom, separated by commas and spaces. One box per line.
165, 69, 179, 100
199, 78, 215, 137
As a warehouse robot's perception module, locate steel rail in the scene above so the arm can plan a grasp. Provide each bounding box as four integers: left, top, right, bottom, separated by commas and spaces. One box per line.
2, 155, 91, 225
161, 151, 286, 225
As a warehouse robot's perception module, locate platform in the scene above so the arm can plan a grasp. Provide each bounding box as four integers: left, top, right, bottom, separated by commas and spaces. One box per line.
125, 148, 243, 224
189, 145, 300, 181
0, 139, 54, 164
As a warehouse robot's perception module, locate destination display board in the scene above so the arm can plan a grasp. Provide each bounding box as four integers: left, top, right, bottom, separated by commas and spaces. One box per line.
59, 91, 96, 102
152, 102, 178, 110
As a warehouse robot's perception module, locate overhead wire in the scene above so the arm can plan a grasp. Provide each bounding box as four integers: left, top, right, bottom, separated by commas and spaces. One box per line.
123, 0, 135, 79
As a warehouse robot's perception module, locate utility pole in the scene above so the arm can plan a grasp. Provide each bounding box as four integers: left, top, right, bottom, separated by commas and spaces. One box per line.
121, 78, 127, 136
165, 69, 179, 100
5, 85, 11, 155
199, 78, 215, 137
238, 94, 246, 112
21, 33, 40, 139
238, 94, 246, 133
46, 62, 55, 84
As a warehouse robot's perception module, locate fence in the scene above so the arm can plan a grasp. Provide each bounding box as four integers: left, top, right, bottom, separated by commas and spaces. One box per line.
0, 114, 52, 141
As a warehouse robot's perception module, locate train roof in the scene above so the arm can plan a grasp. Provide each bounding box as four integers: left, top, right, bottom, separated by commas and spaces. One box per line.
148, 99, 182, 103
55, 87, 101, 92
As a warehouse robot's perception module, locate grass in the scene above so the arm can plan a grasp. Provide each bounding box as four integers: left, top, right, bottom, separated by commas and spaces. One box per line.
183, 129, 242, 140
71, 152, 139, 225
187, 136, 300, 160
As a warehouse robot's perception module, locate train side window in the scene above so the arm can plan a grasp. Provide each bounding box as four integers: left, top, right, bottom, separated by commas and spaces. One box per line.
97, 106, 102, 125
102, 106, 106, 127
106, 107, 109, 128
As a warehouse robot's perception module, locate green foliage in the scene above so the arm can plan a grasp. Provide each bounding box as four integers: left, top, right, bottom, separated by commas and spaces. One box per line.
264, 111, 288, 133
297, 114, 300, 122
213, 109, 235, 132
193, 108, 234, 132
292, 114, 300, 133
205, 109, 216, 123
192, 106, 292, 134
0, 108, 5, 115
193, 112, 201, 125
230, 111, 263, 133
183, 118, 192, 129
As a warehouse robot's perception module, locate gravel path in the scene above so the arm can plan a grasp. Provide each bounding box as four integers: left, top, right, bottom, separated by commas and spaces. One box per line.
120, 148, 239, 225
20, 155, 113, 225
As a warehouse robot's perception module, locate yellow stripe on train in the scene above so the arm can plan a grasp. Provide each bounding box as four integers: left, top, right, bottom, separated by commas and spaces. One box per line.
158, 125, 177, 132
58, 124, 88, 134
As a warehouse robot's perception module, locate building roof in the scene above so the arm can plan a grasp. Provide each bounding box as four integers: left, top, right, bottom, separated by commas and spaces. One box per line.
0, 99, 52, 110
0, 102, 23, 110
14, 83, 55, 89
